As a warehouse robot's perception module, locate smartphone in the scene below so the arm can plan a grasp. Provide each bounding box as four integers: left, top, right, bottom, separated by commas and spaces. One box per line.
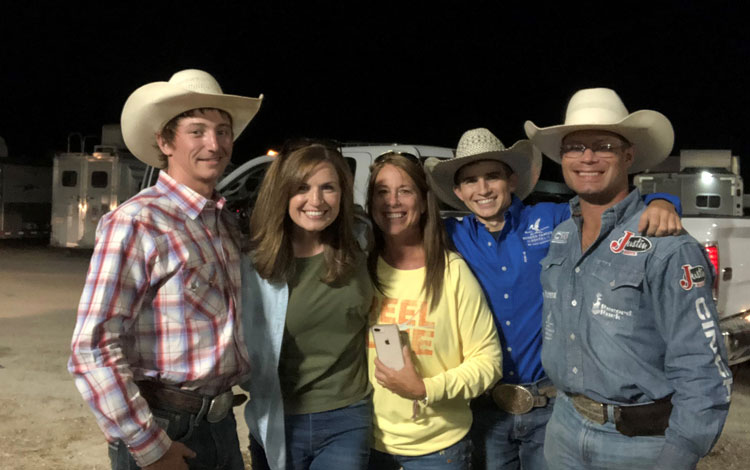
371, 324, 405, 370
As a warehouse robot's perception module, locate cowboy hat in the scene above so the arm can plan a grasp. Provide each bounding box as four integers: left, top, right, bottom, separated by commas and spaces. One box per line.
523, 88, 674, 174
121, 69, 263, 167
425, 128, 542, 211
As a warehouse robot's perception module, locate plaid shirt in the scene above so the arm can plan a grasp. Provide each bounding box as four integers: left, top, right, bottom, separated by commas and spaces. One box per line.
68, 172, 251, 467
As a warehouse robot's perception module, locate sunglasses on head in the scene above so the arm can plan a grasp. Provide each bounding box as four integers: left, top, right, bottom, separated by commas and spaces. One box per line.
374, 151, 422, 166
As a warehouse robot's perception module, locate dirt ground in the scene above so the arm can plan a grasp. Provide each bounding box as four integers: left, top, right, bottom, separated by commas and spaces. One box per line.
0, 242, 748, 469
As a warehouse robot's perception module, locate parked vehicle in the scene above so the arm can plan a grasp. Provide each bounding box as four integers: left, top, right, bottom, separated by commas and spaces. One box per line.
50, 127, 144, 248
0, 162, 52, 239
635, 149, 750, 366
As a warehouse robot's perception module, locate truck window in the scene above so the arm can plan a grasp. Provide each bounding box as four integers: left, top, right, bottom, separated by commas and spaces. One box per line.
62, 171, 78, 187
91, 171, 108, 188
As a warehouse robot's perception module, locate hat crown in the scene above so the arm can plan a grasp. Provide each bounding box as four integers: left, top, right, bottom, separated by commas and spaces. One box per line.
168, 69, 224, 95
564, 88, 630, 125
456, 128, 507, 159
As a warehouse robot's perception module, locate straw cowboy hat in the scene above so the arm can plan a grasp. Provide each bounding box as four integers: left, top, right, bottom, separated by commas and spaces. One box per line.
425, 128, 542, 211
524, 88, 674, 174
121, 69, 263, 167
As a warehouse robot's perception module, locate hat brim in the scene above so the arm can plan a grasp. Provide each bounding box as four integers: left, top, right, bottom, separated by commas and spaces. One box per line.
426, 140, 542, 211
524, 110, 674, 174
121, 81, 263, 167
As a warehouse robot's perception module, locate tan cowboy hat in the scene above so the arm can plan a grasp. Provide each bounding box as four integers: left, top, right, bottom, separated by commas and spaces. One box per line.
425, 128, 542, 211
524, 88, 674, 174
121, 69, 263, 167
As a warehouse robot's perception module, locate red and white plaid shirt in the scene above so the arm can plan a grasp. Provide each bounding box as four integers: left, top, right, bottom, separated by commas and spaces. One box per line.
68, 171, 251, 466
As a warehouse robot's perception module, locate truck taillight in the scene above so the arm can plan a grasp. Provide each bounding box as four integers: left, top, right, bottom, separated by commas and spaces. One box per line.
704, 243, 719, 301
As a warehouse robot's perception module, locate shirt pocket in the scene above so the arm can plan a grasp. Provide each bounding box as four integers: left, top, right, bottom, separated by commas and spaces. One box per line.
589, 261, 643, 334
181, 260, 226, 322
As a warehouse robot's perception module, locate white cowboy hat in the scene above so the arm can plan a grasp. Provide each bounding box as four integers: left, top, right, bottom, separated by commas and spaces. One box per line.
523, 87, 674, 174
425, 128, 542, 211
121, 69, 263, 167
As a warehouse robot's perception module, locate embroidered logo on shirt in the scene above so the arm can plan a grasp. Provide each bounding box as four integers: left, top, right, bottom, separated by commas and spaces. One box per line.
679, 264, 707, 291
543, 290, 557, 299
523, 218, 552, 247
551, 231, 569, 244
591, 293, 632, 320
609, 231, 652, 256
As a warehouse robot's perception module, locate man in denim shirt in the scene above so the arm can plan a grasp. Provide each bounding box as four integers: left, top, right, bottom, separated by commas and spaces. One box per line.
525, 88, 732, 470
425, 128, 682, 470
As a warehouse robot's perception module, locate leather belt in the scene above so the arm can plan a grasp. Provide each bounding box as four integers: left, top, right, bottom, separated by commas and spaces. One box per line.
491, 383, 557, 415
136, 380, 247, 424
569, 393, 673, 437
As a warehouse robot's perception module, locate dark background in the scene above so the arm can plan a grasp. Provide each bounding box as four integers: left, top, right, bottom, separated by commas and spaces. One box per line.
2, 1, 748, 184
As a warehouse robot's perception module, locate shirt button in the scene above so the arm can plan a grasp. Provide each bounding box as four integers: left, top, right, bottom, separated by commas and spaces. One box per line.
509, 371, 515, 376
570, 333, 576, 341
507, 347, 512, 352
572, 367, 578, 374
501, 266, 507, 271
571, 300, 577, 307
575, 267, 581, 273
506, 321, 511, 326
488, 242, 492, 247
610, 280, 616, 287
504, 293, 509, 299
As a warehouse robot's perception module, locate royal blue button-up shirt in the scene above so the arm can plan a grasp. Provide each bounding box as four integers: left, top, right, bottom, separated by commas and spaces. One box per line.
445, 196, 570, 384
540, 189, 731, 468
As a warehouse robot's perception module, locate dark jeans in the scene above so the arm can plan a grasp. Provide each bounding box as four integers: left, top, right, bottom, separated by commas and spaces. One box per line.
284, 397, 373, 470
368, 434, 473, 470
108, 406, 244, 470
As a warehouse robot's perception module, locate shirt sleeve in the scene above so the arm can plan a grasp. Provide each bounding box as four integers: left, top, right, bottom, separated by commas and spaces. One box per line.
644, 192, 683, 216
67, 213, 171, 467
648, 242, 732, 468
422, 258, 503, 403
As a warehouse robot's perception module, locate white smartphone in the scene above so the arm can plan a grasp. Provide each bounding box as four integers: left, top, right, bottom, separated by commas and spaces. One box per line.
371, 324, 405, 371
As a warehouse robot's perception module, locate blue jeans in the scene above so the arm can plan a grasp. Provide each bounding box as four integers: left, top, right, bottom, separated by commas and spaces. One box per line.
368, 434, 473, 470
108, 406, 244, 470
544, 392, 665, 470
470, 388, 553, 469
284, 397, 372, 470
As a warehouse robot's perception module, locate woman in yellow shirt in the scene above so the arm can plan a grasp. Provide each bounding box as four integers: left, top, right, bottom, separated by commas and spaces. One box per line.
366, 152, 503, 469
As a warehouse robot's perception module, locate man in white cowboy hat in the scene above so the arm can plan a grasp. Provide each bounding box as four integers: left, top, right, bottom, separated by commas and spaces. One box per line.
525, 88, 732, 469
69, 69, 263, 470
426, 127, 681, 470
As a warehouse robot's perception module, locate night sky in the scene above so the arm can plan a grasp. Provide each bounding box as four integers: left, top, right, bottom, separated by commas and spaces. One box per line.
2, 2, 749, 184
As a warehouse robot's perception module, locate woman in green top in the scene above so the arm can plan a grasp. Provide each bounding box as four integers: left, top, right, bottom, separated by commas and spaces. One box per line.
245, 140, 373, 470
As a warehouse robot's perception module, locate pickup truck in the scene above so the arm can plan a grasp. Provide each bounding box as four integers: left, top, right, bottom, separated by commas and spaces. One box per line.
635, 150, 750, 367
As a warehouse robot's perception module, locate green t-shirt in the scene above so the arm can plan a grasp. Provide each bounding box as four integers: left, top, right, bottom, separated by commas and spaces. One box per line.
279, 252, 373, 414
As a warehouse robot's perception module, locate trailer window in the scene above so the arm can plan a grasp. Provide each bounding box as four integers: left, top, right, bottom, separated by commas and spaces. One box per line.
62, 171, 78, 187
696, 194, 721, 209
91, 171, 108, 188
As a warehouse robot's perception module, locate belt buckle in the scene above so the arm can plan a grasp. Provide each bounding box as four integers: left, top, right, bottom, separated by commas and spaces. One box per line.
206, 391, 233, 423
571, 395, 607, 425
492, 384, 535, 414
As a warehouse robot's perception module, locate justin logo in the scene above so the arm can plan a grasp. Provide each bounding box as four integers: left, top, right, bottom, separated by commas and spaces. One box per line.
610, 231, 652, 256
680, 264, 707, 290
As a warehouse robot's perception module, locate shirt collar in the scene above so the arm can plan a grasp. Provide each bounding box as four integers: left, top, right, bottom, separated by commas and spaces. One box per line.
156, 171, 227, 219
568, 188, 643, 229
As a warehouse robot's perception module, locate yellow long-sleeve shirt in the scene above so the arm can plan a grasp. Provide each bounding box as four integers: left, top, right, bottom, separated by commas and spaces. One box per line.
368, 252, 503, 455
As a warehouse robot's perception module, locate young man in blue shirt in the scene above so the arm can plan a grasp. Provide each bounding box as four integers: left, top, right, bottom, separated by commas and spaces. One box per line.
426, 127, 682, 470
525, 88, 731, 469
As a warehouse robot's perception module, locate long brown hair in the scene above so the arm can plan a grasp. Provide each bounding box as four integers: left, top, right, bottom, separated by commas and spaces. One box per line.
248, 141, 359, 285
366, 153, 450, 310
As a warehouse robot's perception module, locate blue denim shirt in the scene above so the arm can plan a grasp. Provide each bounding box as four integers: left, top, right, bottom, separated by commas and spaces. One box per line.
239, 255, 288, 470
540, 189, 732, 468
445, 196, 569, 384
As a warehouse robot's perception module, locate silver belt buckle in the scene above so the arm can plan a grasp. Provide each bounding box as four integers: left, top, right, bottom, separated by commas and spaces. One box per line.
206, 391, 234, 423
492, 384, 535, 414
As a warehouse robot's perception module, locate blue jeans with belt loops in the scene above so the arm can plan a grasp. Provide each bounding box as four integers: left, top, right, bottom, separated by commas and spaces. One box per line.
543, 391, 665, 470
470, 378, 554, 470
108, 406, 244, 470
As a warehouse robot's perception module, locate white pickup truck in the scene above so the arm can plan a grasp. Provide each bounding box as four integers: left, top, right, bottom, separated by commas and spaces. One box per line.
635, 150, 750, 366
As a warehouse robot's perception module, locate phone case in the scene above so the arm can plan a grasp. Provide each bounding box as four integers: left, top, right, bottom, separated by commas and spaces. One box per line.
371, 324, 405, 370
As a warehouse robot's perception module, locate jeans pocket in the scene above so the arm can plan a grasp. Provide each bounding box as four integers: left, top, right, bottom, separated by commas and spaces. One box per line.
152, 407, 195, 442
